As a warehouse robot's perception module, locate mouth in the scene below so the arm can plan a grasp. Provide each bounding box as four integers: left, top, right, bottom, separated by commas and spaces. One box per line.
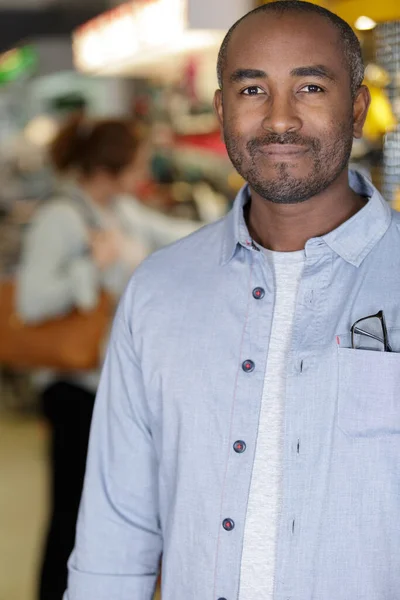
256, 144, 309, 158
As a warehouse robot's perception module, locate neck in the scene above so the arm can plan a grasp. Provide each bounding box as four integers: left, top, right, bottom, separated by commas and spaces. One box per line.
246, 170, 366, 252
79, 177, 112, 208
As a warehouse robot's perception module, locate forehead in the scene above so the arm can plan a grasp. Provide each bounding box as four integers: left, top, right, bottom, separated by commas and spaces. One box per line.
226, 12, 346, 78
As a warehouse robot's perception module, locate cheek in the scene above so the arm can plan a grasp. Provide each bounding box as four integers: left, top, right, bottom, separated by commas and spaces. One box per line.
224, 98, 255, 133
305, 109, 352, 144
328, 111, 354, 144
322, 103, 353, 133
224, 115, 254, 152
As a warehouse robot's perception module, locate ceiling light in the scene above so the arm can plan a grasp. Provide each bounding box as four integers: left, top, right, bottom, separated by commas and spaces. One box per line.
355, 16, 377, 31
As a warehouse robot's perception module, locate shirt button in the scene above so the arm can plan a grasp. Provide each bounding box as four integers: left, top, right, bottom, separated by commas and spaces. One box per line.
242, 360, 255, 373
222, 518, 235, 531
233, 440, 246, 453
252, 287, 265, 300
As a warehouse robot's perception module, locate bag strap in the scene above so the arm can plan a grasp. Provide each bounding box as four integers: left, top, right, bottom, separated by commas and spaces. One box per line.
58, 185, 103, 231
58, 185, 130, 235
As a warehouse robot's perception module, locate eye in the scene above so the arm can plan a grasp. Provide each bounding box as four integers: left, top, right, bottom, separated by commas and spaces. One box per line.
241, 86, 264, 96
300, 84, 324, 94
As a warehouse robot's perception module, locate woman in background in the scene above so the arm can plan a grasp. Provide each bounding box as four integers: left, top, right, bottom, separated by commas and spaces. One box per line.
17, 115, 151, 600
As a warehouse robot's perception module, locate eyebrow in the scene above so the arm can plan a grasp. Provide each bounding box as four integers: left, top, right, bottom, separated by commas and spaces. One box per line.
229, 64, 336, 84
229, 69, 267, 83
290, 65, 336, 81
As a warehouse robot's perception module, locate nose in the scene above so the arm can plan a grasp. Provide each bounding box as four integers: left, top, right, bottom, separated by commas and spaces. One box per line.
261, 94, 302, 135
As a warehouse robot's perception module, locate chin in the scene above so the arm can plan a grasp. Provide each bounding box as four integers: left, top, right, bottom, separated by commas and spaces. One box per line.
257, 172, 309, 188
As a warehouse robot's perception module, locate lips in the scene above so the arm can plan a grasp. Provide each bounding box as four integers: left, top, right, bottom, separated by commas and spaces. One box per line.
257, 144, 309, 156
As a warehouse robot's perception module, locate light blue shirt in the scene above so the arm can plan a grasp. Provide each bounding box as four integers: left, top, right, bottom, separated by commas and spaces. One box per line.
66, 171, 400, 600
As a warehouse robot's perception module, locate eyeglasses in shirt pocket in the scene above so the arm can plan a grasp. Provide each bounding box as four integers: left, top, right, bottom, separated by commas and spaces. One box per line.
337, 347, 400, 437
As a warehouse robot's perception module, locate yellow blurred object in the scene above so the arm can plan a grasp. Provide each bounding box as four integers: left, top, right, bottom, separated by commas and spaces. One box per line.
228, 170, 245, 191
363, 86, 397, 143
333, 0, 400, 27
392, 187, 400, 212
154, 585, 161, 599
364, 64, 391, 89
259, 0, 400, 29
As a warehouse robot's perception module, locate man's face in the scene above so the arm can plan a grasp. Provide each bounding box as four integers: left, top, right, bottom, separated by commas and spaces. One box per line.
214, 12, 369, 204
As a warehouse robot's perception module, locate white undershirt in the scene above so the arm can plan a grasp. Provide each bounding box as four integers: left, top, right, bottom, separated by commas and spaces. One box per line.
239, 249, 305, 599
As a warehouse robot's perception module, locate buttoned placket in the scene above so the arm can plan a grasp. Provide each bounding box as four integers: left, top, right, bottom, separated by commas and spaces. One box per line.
214, 245, 275, 600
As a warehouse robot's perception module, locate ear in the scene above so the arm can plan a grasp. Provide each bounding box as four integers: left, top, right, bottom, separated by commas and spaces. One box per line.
353, 85, 371, 139
213, 89, 224, 140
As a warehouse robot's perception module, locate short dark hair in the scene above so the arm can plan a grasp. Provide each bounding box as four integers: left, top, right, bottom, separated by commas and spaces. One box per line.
217, 0, 364, 98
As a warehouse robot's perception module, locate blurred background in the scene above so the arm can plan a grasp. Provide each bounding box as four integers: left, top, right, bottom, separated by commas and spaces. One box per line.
0, 1, 399, 599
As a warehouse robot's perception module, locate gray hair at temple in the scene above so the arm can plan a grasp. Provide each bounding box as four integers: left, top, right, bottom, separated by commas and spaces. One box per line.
216, 0, 365, 98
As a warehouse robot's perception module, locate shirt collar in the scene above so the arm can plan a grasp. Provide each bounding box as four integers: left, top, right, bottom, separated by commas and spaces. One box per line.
221, 184, 255, 265
320, 170, 392, 266
220, 170, 392, 267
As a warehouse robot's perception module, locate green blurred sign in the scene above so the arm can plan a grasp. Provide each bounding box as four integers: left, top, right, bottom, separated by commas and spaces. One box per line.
0, 46, 38, 84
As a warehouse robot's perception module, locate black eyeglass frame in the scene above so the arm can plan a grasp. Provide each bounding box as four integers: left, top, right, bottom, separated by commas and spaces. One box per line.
351, 310, 392, 352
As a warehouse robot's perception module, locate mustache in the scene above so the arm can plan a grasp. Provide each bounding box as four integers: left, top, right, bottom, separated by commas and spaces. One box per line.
247, 132, 320, 153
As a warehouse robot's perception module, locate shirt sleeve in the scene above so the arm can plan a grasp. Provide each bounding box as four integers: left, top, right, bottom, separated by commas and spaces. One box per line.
64, 288, 162, 600
117, 196, 201, 251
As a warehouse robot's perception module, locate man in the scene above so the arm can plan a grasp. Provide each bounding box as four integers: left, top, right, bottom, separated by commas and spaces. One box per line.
65, 2, 400, 599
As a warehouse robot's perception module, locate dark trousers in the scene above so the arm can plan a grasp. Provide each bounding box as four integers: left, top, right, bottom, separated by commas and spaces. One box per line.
38, 381, 95, 600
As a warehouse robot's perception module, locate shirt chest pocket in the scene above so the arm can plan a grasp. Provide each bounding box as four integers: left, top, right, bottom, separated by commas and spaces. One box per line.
337, 347, 400, 437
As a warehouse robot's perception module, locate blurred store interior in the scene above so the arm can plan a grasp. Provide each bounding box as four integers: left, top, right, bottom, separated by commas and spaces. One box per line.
0, 0, 399, 599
